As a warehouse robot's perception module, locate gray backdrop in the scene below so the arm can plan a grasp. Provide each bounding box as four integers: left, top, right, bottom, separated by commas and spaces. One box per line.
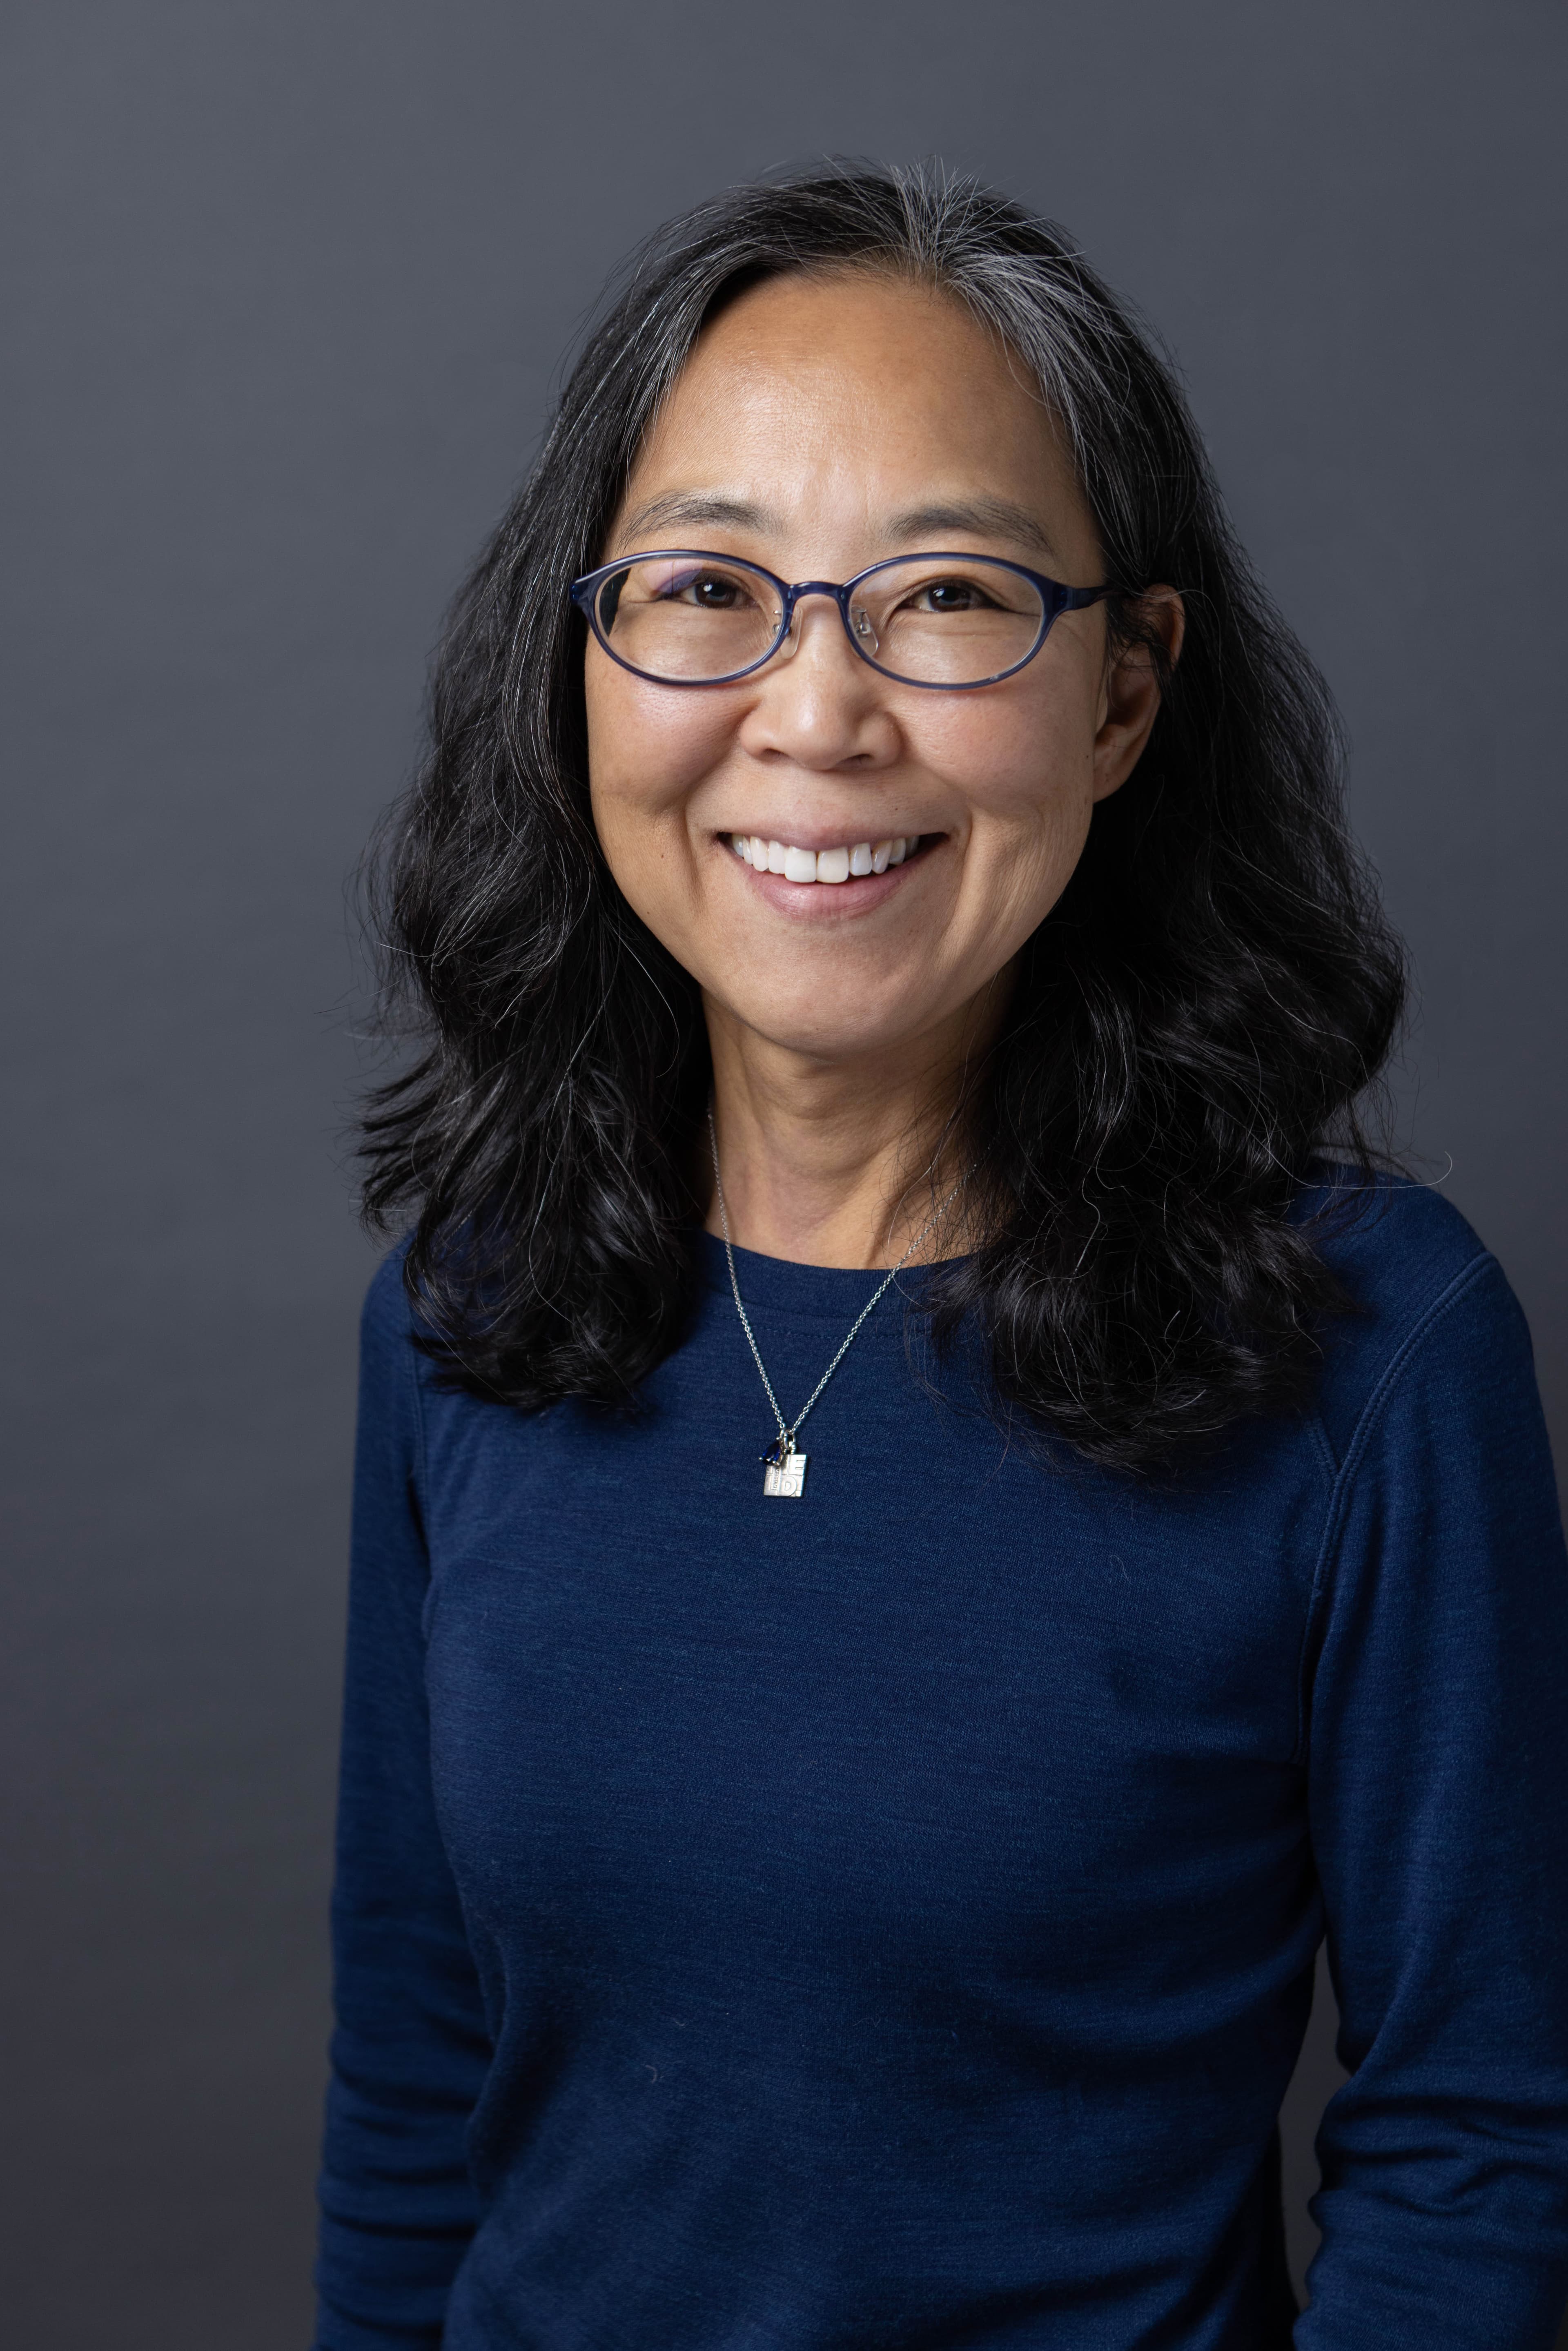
3, 3, 1564, 2344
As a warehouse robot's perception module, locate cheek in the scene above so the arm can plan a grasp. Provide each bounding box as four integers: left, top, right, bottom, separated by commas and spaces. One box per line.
913, 682, 1094, 830
585, 658, 733, 828
583, 660, 738, 969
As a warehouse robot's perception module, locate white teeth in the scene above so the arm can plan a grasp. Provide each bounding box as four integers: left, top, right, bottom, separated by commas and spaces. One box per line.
736, 833, 923, 882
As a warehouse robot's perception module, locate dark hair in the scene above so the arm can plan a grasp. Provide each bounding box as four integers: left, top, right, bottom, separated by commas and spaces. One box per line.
360, 162, 1404, 1471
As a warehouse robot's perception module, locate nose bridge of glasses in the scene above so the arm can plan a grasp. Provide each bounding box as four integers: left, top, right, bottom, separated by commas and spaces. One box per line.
780, 580, 877, 659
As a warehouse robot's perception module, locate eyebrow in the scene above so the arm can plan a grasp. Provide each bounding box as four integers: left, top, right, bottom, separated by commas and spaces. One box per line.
617, 492, 776, 543
614, 489, 1061, 566
882, 497, 1060, 563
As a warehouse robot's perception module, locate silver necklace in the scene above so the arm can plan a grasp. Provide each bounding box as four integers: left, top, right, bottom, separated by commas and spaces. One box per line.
706, 1107, 965, 1498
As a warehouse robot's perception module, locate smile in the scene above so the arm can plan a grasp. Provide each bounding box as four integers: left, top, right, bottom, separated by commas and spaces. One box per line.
730, 834, 922, 884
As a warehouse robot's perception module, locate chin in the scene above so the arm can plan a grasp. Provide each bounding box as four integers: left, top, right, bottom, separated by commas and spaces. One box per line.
729, 992, 935, 1063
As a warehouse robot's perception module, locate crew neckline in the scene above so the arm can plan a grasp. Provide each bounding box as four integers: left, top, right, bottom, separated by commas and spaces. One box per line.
690, 1227, 964, 1324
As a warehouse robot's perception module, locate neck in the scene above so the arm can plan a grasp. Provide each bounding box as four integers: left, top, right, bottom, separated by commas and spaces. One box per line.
702, 986, 1005, 1270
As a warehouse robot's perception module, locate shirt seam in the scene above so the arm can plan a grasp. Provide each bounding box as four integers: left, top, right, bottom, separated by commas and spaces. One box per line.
1292, 1248, 1497, 1764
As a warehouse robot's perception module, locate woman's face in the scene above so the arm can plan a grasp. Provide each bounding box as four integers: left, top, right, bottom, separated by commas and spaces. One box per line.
586, 270, 1172, 1069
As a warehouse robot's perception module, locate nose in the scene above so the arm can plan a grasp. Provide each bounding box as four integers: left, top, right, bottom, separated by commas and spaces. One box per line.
735, 589, 899, 773
782, 584, 883, 657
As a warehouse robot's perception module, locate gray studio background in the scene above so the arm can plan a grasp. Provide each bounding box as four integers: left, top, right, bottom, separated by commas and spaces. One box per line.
4, 4, 1565, 2345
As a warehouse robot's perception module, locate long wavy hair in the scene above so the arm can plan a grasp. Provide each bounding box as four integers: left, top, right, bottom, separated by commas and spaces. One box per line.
360, 163, 1405, 1472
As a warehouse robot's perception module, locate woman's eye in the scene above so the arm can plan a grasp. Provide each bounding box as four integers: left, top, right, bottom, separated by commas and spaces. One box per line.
645, 568, 753, 608
673, 572, 749, 609
912, 577, 996, 613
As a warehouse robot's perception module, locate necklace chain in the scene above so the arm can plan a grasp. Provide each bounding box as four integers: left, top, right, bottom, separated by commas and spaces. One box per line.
706, 1107, 965, 1462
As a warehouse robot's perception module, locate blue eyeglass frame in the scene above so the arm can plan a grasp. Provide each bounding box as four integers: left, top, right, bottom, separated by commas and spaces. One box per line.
568, 549, 1111, 691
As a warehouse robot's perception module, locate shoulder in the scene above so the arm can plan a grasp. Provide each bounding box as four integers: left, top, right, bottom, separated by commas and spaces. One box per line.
358, 1237, 425, 1405
362, 1235, 417, 1340
1301, 1164, 1491, 1316
1298, 1168, 1525, 1464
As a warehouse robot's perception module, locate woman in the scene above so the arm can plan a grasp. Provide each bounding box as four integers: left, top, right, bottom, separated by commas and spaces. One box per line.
314, 168, 1568, 2349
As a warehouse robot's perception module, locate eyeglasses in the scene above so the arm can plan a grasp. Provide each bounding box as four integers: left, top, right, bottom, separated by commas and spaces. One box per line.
569, 549, 1109, 691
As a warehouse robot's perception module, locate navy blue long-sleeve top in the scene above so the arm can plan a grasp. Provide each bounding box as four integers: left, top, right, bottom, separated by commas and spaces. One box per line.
314, 1179, 1568, 2350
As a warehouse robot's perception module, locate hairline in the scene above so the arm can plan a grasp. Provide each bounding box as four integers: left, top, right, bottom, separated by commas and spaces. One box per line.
610, 257, 1082, 575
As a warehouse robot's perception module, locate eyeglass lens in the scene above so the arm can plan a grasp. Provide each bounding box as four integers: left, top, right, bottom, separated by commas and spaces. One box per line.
592, 555, 1047, 685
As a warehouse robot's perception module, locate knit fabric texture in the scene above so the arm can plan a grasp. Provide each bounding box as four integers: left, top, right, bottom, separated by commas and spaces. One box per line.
314, 1178, 1568, 2350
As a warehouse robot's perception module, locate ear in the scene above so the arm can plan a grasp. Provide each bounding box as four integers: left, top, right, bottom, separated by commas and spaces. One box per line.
1091, 587, 1185, 804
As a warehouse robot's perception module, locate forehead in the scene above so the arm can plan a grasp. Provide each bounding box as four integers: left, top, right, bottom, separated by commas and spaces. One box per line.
619, 269, 1085, 548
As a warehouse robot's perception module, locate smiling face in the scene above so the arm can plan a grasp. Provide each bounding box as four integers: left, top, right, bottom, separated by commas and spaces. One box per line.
585, 269, 1172, 1079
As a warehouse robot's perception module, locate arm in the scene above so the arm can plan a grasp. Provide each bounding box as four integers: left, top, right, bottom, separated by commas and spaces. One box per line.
313, 1256, 491, 2351
1298, 1255, 1568, 2348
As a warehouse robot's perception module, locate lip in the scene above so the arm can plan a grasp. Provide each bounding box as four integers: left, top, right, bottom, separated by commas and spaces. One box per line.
718, 830, 942, 916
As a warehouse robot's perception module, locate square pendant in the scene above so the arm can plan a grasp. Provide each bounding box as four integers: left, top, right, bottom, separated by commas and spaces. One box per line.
763, 1451, 808, 1498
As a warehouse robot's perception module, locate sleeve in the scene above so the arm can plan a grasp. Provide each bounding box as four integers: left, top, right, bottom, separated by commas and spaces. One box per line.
1297, 1253, 1568, 2349
312, 1256, 492, 2350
